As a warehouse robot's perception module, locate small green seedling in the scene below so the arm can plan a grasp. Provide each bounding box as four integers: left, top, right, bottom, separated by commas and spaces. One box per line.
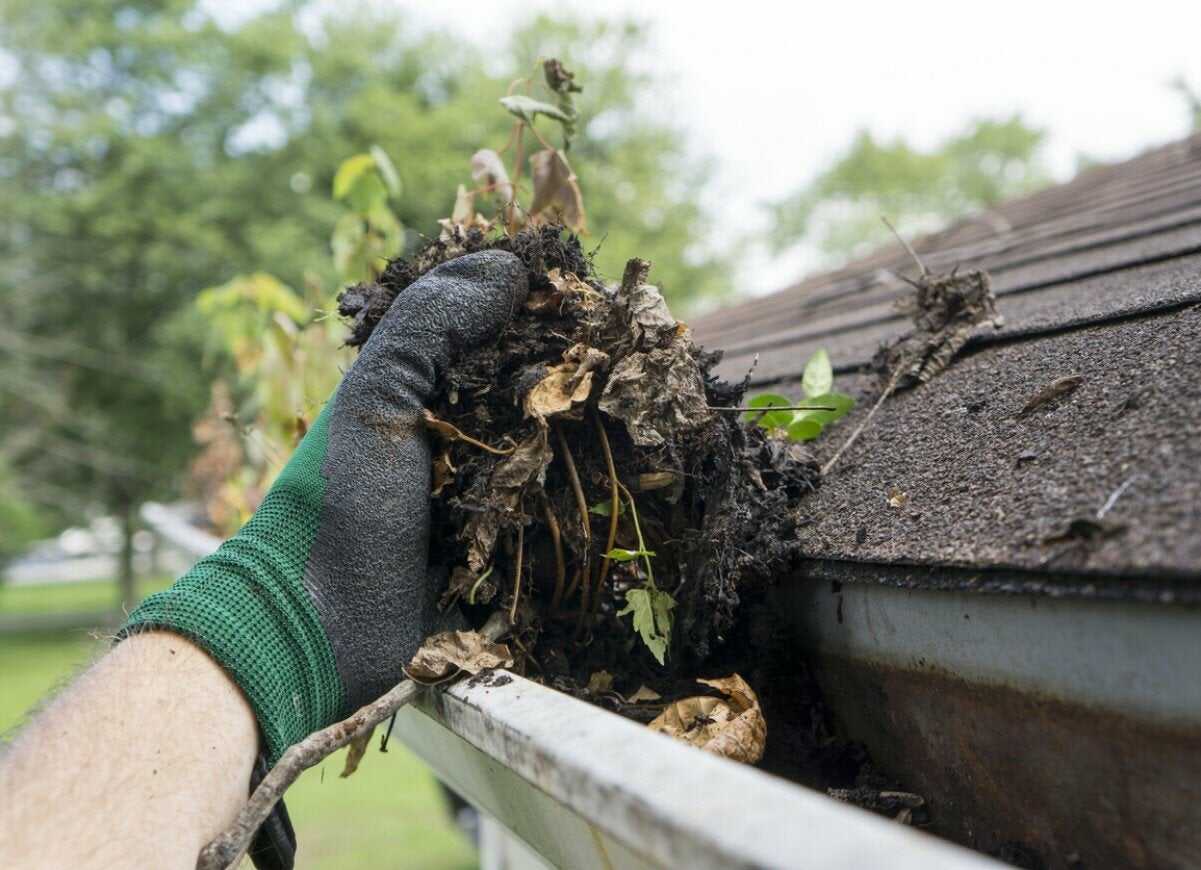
744, 349, 855, 442
605, 486, 675, 665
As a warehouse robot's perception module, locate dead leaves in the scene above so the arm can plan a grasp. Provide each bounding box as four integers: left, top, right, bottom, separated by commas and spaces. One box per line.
406, 630, 514, 683
524, 343, 610, 422
877, 268, 1001, 388
597, 261, 713, 447
529, 148, 586, 233
648, 674, 766, 764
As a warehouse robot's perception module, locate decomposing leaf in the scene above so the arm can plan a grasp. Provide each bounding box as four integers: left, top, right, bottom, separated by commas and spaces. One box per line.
529, 148, 586, 233
406, 630, 514, 683
624, 280, 677, 349
470, 148, 514, 206
586, 670, 614, 695
340, 726, 374, 778
617, 585, 675, 664
523, 343, 609, 422
648, 674, 766, 764
877, 268, 1000, 387
628, 685, 662, 703
599, 338, 714, 447
1017, 374, 1083, 419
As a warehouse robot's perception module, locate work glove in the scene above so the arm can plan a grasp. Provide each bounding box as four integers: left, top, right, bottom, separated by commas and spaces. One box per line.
122, 251, 527, 868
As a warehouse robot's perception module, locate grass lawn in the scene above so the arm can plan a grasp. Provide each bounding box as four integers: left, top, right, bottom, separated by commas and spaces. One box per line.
0, 580, 477, 870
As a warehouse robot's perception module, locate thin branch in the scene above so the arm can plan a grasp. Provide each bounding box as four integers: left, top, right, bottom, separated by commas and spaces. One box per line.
554, 422, 590, 604
422, 411, 515, 455
545, 501, 567, 610
509, 522, 525, 625
821, 369, 901, 476
197, 614, 511, 870
883, 216, 927, 277
709, 404, 837, 413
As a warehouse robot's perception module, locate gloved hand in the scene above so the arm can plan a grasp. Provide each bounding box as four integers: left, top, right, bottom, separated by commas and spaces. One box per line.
122, 251, 527, 865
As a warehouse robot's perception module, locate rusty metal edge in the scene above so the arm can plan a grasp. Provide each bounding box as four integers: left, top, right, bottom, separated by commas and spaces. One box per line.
392, 671, 1003, 869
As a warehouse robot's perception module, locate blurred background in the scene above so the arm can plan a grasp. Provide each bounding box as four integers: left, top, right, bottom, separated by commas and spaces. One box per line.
1, 1, 1199, 866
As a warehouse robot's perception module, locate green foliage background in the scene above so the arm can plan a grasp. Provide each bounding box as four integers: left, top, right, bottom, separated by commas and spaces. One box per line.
0, 1, 729, 538
769, 115, 1049, 264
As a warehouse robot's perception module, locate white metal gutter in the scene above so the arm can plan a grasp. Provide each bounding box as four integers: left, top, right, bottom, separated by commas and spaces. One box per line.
392, 672, 1003, 869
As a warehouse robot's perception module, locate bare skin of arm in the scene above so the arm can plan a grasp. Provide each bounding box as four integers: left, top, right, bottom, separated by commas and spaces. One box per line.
0, 632, 258, 869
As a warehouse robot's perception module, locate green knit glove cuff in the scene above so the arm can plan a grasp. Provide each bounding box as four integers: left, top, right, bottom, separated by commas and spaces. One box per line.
122, 403, 344, 764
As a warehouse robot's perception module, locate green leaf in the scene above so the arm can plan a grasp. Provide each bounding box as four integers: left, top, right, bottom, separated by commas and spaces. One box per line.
368, 145, 401, 198
743, 393, 794, 430
786, 418, 823, 442
345, 172, 388, 213
605, 547, 655, 562
793, 392, 855, 427
617, 586, 676, 665
499, 95, 573, 126
589, 500, 626, 517
333, 153, 375, 200
331, 213, 366, 280
802, 349, 833, 398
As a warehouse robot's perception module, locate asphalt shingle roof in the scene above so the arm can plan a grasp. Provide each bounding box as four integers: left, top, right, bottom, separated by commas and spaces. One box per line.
693, 133, 1201, 589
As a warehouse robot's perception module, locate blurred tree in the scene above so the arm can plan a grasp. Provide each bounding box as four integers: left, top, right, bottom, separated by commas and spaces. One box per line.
1170, 75, 1201, 131
0, 2, 726, 581
769, 115, 1048, 265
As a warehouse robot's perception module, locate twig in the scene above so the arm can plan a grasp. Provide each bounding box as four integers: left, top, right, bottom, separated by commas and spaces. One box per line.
555, 423, 590, 547
562, 566, 582, 605
197, 614, 510, 870
197, 684, 419, 869
883, 216, 927, 277
509, 522, 525, 625
554, 422, 590, 606
545, 501, 567, 610
1097, 475, 1139, 520
709, 404, 837, 413
422, 411, 514, 456
822, 369, 901, 476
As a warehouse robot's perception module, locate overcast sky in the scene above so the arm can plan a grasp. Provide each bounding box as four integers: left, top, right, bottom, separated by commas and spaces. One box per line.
184, 1, 1201, 296
404, 1, 1201, 295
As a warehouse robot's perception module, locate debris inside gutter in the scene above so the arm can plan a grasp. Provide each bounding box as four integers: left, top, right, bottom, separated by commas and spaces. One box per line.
338, 223, 999, 828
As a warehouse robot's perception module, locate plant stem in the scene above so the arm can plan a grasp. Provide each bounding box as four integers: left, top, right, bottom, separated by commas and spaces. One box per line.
509, 522, 524, 625
545, 501, 566, 610
581, 412, 619, 633
617, 481, 654, 589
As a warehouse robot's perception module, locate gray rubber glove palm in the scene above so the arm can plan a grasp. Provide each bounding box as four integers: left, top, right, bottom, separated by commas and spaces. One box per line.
125, 250, 528, 762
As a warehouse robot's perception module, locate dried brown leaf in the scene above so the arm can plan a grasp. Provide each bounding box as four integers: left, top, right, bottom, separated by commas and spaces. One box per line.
431, 449, 456, 497
523, 343, 609, 422
648, 674, 766, 764
598, 336, 713, 447
406, 630, 514, 683
529, 149, 586, 233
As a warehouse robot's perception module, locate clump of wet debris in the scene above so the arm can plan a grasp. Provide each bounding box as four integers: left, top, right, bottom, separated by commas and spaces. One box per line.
339, 225, 998, 828
339, 225, 818, 690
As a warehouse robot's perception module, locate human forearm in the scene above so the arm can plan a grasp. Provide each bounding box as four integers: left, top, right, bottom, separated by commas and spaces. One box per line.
0, 632, 258, 869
